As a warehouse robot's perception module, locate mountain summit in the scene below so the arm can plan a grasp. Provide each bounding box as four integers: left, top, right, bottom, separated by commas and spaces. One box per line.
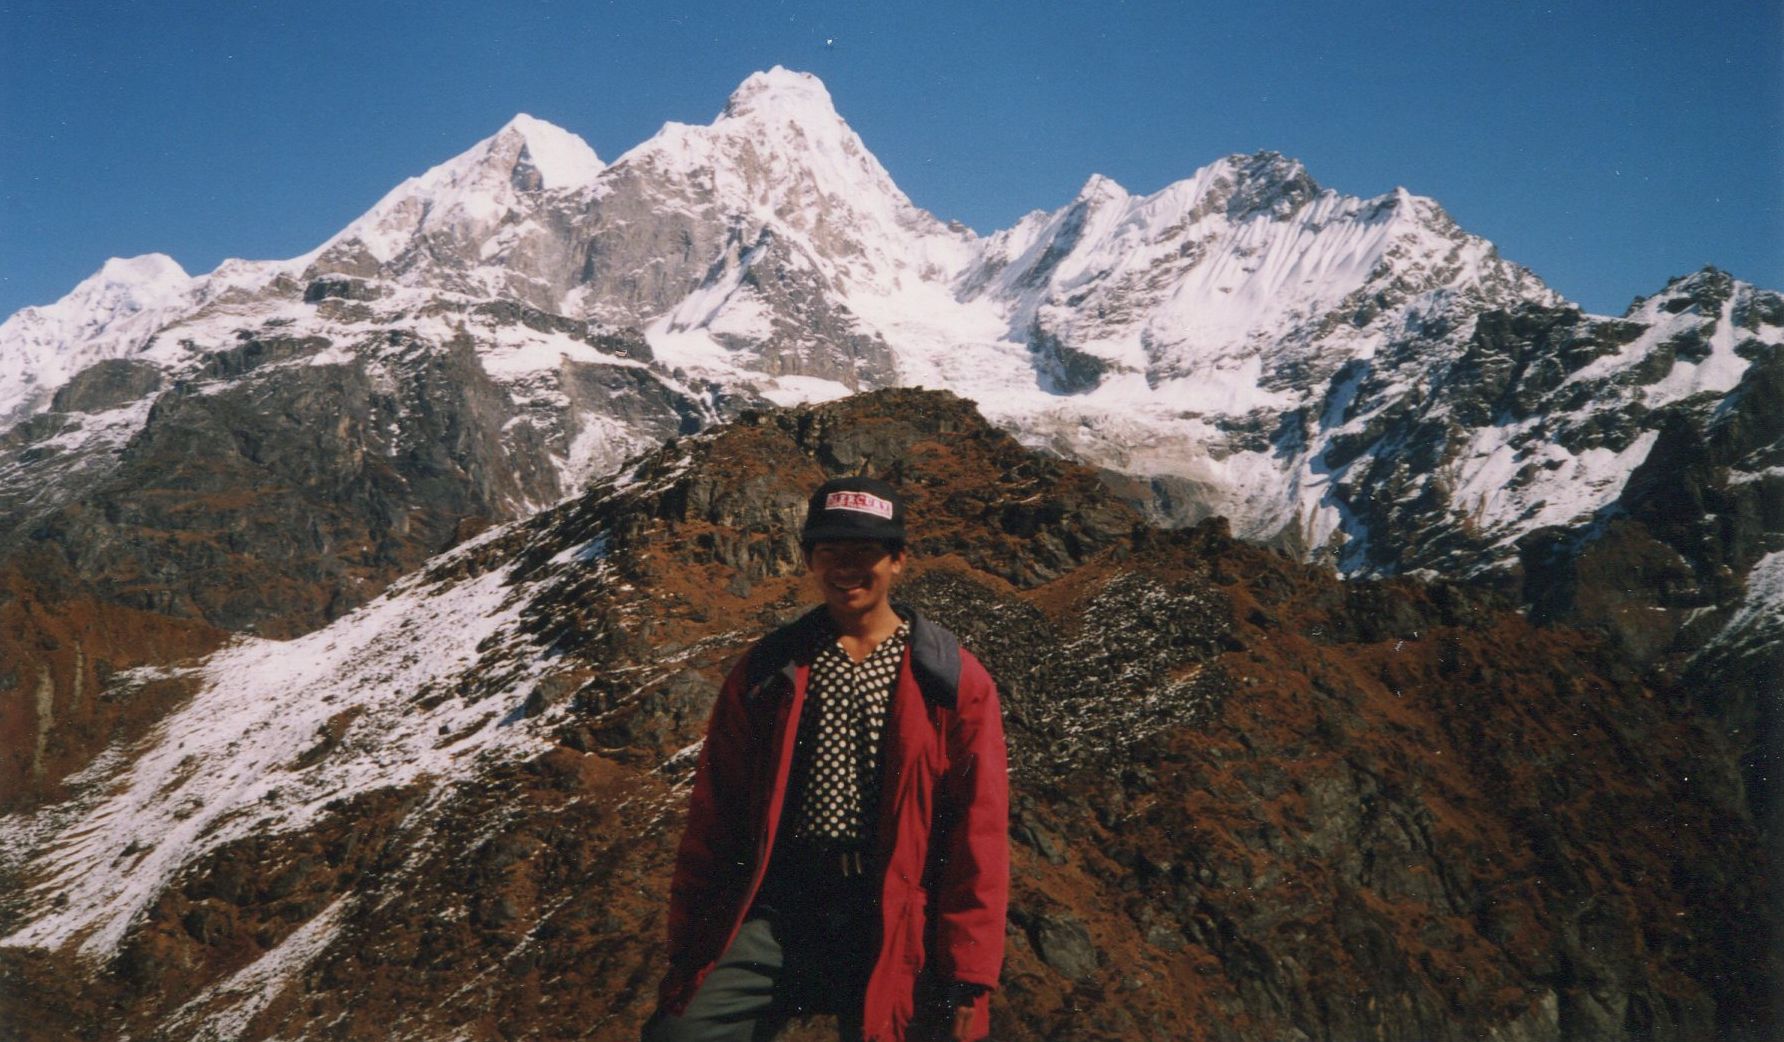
720, 64, 841, 120
0, 253, 195, 422
300, 113, 604, 302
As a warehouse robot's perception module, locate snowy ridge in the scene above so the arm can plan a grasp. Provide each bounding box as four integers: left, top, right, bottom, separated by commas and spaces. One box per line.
0, 273, 695, 518
853, 153, 1561, 562
1568, 276, 1757, 403
959, 153, 1554, 385
1440, 276, 1781, 557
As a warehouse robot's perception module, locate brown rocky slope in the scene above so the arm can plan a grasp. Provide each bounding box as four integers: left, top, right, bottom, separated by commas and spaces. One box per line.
0, 389, 1770, 1041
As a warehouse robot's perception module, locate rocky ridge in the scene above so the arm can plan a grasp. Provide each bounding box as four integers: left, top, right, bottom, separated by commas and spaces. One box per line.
0, 391, 1769, 1042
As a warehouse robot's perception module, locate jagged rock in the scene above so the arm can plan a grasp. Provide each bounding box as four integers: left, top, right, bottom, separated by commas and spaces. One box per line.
1028, 322, 1114, 395
48, 359, 163, 413
303, 277, 382, 303
1030, 913, 1098, 981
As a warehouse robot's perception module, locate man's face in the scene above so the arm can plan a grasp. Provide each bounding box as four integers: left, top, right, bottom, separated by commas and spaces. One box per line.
806, 539, 905, 617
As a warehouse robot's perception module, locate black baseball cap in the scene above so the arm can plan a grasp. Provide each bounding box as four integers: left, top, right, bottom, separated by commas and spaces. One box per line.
801, 476, 906, 546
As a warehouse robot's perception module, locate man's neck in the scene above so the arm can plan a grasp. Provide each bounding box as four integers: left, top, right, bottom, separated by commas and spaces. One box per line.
826, 602, 904, 661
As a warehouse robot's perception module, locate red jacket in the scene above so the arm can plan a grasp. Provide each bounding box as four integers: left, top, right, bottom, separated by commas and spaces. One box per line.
658, 605, 1009, 1041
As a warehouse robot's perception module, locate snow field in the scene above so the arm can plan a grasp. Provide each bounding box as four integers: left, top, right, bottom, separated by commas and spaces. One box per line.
0, 552, 564, 959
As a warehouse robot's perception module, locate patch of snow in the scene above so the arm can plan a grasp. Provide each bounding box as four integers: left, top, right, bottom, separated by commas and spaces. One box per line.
549, 531, 611, 567
503, 113, 606, 190
1711, 551, 1784, 656
645, 317, 750, 380
1449, 426, 1662, 547
1727, 465, 1784, 486
1641, 288, 1747, 403
756, 374, 855, 406
475, 323, 648, 382
659, 238, 771, 336
562, 410, 656, 493
164, 895, 353, 1041
1564, 287, 1751, 407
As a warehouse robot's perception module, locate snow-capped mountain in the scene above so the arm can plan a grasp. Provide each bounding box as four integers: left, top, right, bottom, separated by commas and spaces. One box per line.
11, 69, 1772, 581
940, 151, 1565, 551
1, 67, 1779, 811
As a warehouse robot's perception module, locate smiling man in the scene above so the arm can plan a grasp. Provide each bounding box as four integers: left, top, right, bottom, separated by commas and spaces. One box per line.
647, 477, 1009, 1042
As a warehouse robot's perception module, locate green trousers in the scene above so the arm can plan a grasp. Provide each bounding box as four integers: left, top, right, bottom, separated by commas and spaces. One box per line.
643, 900, 877, 1042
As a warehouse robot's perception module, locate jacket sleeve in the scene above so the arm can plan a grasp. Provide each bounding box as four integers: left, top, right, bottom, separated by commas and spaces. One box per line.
931, 651, 1010, 990
665, 655, 756, 968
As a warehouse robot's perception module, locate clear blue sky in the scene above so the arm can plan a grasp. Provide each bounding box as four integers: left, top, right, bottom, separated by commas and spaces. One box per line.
3, 0, 1779, 319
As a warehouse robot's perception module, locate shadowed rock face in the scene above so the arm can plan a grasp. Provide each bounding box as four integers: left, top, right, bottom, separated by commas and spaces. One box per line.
1, 391, 1768, 1042
48, 359, 164, 414
9, 334, 556, 637
0, 312, 709, 807
1518, 343, 1784, 842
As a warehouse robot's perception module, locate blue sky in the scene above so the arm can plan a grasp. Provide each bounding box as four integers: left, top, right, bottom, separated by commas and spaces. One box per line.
2, 0, 1779, 318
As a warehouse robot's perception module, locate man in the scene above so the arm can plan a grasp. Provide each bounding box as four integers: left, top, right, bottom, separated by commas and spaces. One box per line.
646, 476, 1009, 1042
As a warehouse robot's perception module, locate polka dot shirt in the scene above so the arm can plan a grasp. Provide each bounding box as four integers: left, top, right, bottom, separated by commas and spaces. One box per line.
787, 620, 911, 847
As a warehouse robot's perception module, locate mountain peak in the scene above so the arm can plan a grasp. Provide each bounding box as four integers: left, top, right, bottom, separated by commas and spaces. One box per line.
616, 64, 935, 246
303, 113, 605, 271
721, 66, 839, 122
91, 253, 192, 291
1661, 265, 1734, 293
1200, 150, 1321, 221
1217, 151, 1315, 190
0, 251, 197, 425
1074, 173, 1130, 205
35, 253, 194, 320
489, 113, 605, 190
